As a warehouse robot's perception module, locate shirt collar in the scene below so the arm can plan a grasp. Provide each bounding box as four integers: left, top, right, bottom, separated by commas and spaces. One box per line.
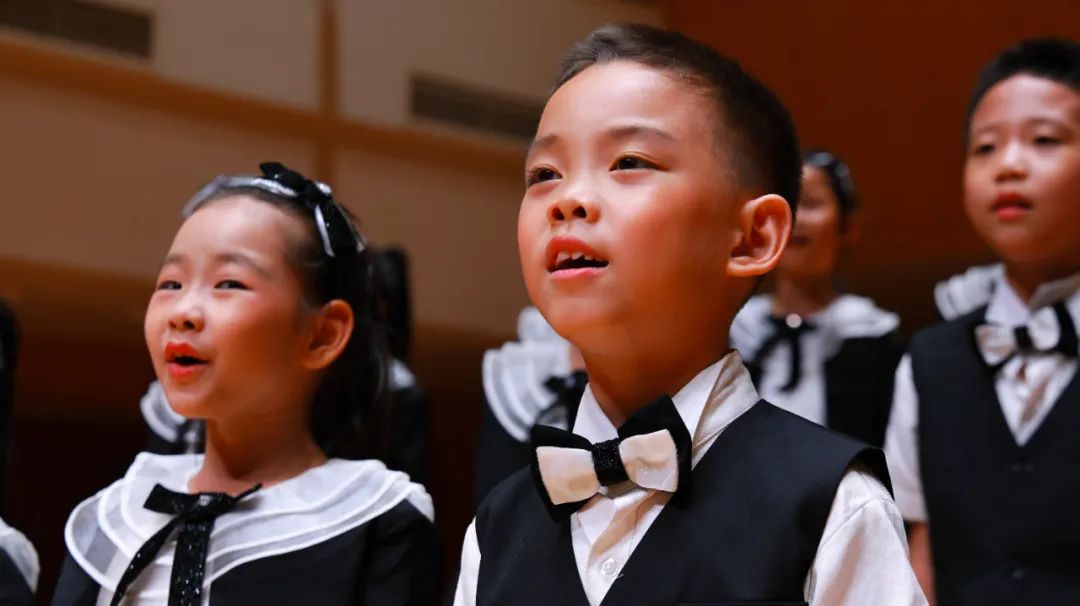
572, 351, 760, 464
986, 269, 1080, 327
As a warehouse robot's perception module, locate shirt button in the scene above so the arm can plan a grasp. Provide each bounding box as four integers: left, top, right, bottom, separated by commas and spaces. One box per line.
600, 557, 618, 577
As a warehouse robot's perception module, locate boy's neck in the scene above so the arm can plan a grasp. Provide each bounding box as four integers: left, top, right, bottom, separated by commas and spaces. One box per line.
1004, 261, 1080, 304
770, 275, 837, 317
190, 409, 327, 495
583, 342, 726, 427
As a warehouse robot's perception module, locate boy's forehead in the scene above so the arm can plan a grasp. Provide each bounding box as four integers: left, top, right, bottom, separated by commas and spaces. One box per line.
533, 61, 715, 148
974, 73, 1080, 126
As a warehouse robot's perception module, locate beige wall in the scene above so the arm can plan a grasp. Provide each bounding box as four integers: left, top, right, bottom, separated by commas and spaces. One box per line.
339, 0, 663, 125
0, 76, 317, 277
334, 148, 527, 334
0, 0, 663, 336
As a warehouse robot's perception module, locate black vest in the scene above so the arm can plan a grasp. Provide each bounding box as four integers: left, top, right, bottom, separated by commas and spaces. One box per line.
824, 333, 904, 447
474, 401, 889, 606
749, 332, 903, 448
910, 307, 1080, 606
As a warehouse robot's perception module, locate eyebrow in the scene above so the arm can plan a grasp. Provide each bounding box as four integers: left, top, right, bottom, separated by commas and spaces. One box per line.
526, 124, 678, 157
160, 251, 272, 278
971, 115, 1071, 136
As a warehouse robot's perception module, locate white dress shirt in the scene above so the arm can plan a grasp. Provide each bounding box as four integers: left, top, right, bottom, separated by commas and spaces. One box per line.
884, 271, 1080, 522
455, 351, 925, 606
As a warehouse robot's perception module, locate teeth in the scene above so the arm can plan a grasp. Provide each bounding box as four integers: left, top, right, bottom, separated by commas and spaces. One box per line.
555, 251, 570, 264
583, 255, 594, 261
572, 252, 584, 260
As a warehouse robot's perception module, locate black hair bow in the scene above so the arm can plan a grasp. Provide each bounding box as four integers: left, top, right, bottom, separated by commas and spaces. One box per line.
258, 161, 363, 259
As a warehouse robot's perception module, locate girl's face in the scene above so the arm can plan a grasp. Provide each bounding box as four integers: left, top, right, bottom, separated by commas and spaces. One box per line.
777, 165, 846, 282
145, 195, 316, 423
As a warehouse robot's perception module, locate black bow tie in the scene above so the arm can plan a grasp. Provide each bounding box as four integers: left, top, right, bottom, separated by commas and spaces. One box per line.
747, 314, 816, 392
111, 483, 260, 606
530, 394, 692, 519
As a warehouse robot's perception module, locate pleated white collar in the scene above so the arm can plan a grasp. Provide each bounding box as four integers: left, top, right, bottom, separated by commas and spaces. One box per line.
65, 453, 433, 600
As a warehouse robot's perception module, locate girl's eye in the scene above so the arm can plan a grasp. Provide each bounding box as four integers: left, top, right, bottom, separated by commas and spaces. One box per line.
157, 280, 181, 291
526, 167, 560, 187
613, 156, 656, 171
972, 143, 995, 156
216, 279, 248, 290
1034, 135, 1060, 147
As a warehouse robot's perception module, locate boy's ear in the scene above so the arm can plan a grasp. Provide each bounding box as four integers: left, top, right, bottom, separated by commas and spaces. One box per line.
302, 299, 355, 371
728, 194, 792, 278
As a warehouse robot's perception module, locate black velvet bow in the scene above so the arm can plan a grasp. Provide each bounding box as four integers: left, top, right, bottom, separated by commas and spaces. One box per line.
110, 483, 261, 606
258, 162, 362, 259
530, 394, 692, 520
746, 315, 816, 392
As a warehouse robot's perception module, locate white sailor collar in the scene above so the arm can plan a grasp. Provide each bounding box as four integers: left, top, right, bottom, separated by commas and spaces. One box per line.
65, 453, 432, 599
483, 307, 573, 442
731, 293, 899, 356
0, 517, 38, 592
934, 263, 1004, 320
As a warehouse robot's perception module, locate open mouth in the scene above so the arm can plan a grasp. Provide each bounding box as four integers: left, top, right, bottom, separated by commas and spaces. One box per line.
169, 355, 207, 367
549, 251, 610, 273
165, 342, 209, 370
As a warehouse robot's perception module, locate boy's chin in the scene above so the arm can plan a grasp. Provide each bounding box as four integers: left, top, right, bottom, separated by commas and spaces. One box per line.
538, 301, 618, 347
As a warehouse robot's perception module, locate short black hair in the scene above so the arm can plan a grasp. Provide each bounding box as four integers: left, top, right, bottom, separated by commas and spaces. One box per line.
555, 23, 801, 212
966, 38, 1080, 143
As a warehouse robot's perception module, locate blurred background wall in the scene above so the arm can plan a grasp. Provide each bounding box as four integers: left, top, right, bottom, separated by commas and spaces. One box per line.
1, 0, 1079, 602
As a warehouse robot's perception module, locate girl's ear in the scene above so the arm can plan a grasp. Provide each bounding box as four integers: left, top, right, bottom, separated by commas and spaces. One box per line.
727, 193, 792, 278
302, 299, 354, 371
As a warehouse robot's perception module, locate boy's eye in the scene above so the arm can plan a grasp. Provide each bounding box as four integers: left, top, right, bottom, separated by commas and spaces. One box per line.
1033, 135, 1060, 147
612, 156, 656, 171
216, 279, 248, 290
157, 280, 181, 291
526, 167, 560, 187
972, 143, 995, 156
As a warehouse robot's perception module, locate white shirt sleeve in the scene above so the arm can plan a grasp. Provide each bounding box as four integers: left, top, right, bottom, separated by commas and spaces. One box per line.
805, 465, 927, 605
453, 520, 481, 606
883, 355, 928, 521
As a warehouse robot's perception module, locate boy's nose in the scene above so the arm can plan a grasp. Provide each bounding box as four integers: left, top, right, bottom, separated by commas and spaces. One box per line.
994, 142, 1028, 182
547, 190, 600, 225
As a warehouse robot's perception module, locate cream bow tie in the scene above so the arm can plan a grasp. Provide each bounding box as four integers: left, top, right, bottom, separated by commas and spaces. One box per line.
530, 395, 692, 518
975, 302, 1078, 370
